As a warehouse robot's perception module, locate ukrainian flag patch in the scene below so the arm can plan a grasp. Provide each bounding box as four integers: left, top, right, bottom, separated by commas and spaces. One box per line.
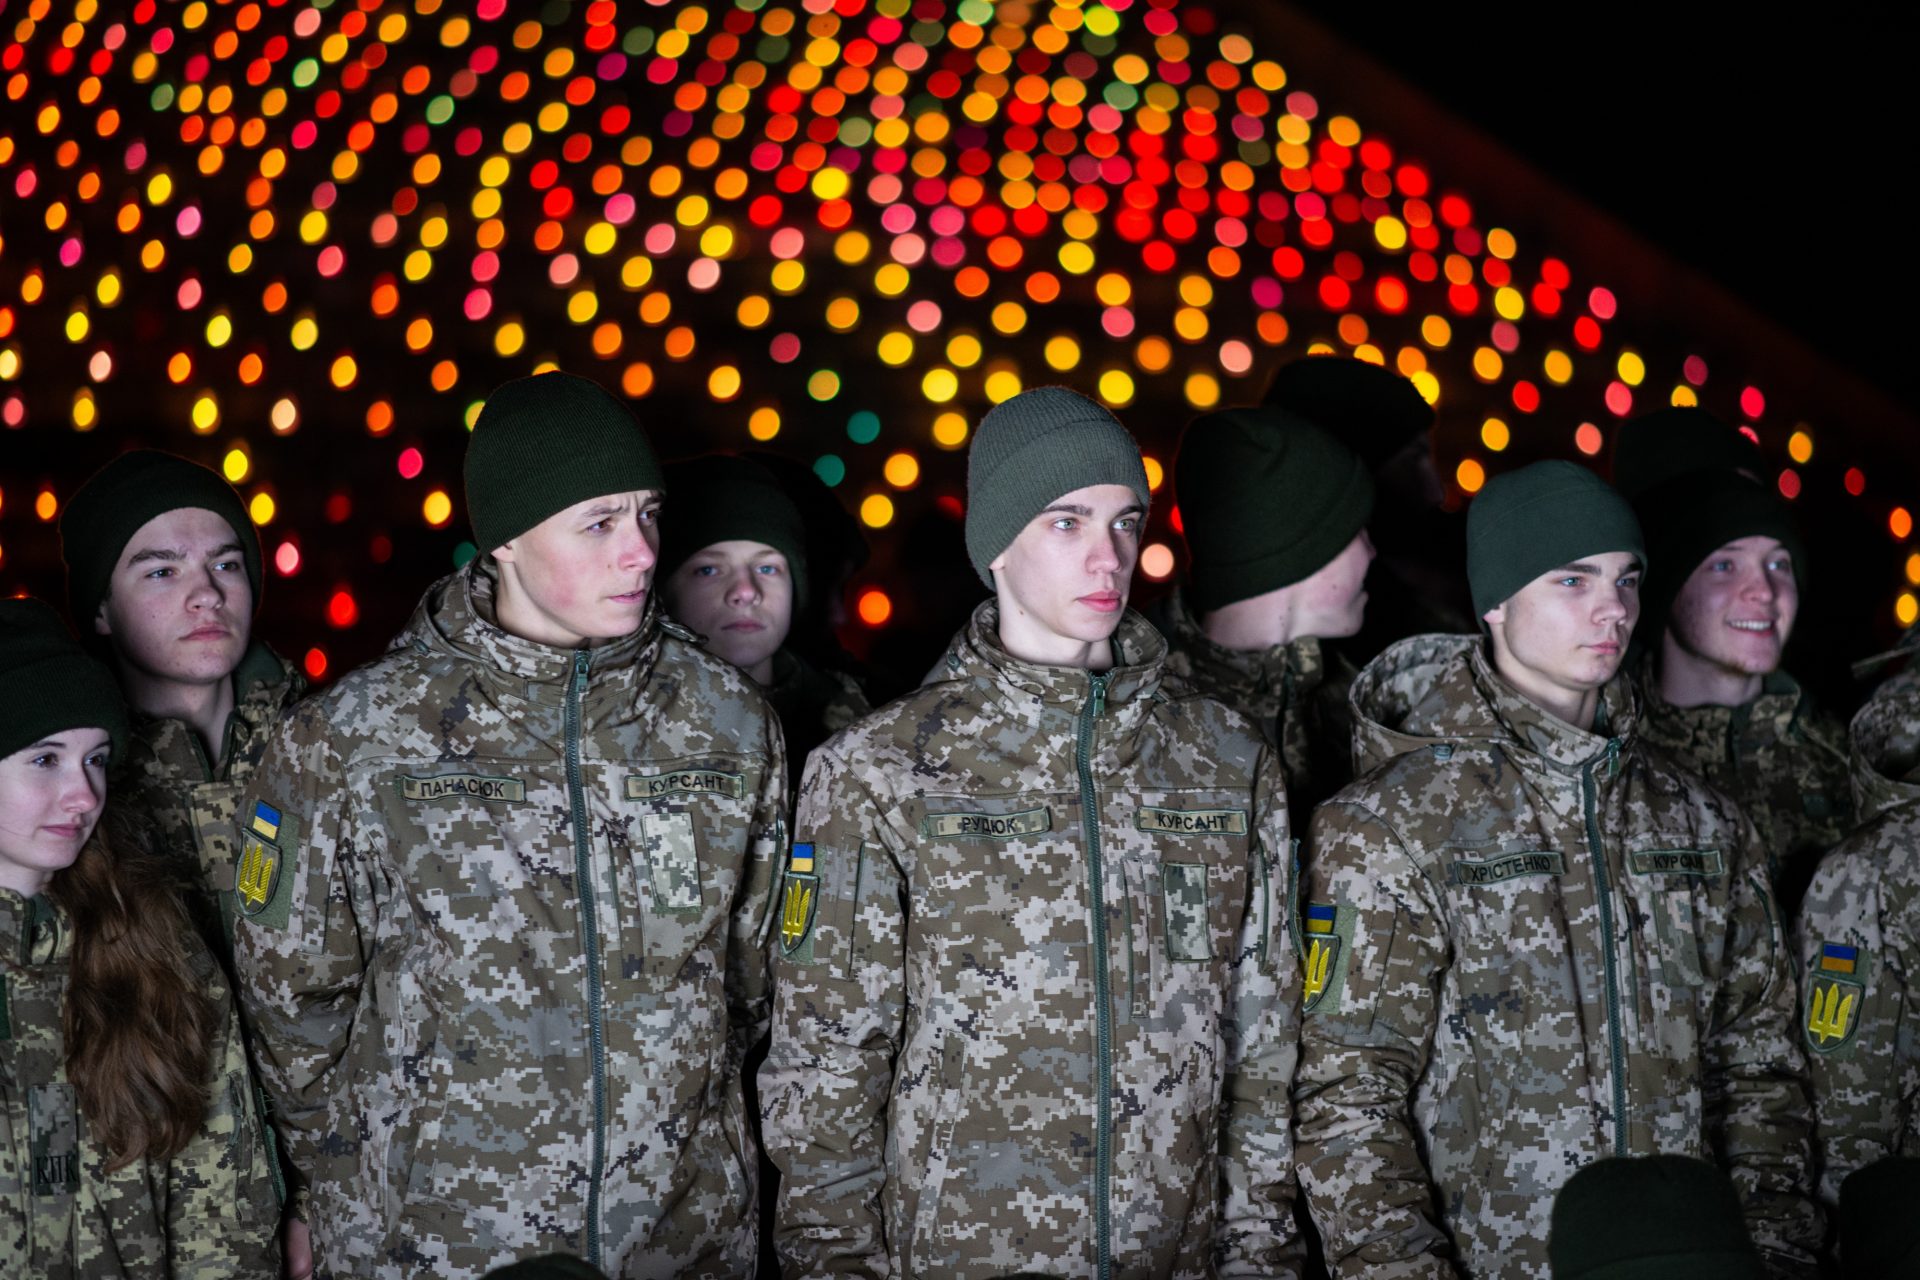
235, 802, 296, 930
780, 844, 820, 962
1301, 901, 1351, 1015
1805, 940, 1865, 1055
250, 801, 281, 840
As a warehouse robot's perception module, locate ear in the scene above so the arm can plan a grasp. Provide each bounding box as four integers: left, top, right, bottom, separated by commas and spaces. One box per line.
93, 596, 113, 638
490, 538, 518, 565
1481, 602, 1505, 628
987, 549, 1007, 574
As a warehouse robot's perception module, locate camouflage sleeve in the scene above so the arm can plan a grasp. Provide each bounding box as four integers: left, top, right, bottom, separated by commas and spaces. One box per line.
167, 975, 283, 1278
1292, 798, 1458, 1278
727, 709, 788, 1077
1214, 746, 1304, 1277
231, 702, 378, 1182
1797, 842, 1919, 1215
1703, 819, 1823, 1273
760, 742, 903, 1278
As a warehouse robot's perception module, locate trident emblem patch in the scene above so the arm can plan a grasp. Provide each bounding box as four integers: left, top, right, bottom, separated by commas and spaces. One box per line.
780, 843, 820, 959
1805, 941, 1865, 1054
1302, 902, 1342, 1014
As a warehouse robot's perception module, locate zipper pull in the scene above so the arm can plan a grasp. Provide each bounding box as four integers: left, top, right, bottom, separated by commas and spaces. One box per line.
1606, 736, 1621, 779
573, 650, 591, 692
1090, 672, 1108, 719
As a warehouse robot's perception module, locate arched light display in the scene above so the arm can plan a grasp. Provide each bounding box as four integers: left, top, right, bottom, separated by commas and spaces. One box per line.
2, 0, 1914, 674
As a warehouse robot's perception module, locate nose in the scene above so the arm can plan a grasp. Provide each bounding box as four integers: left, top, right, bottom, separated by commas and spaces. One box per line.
1594, 583, 1629, 626
185, 564, 226, 612
1738, 564, 1776, 603
620, 517, 658, 573
1088, 528, 1122, 575
61, 763, 105, 818
726, 566, 762, 606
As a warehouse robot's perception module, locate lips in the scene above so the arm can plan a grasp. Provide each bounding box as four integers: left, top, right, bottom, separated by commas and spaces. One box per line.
722, 619, 766, 632
42, 823, 85, 840
182, 625, 232, 641
1079, 592, 1123, 613
1727, 620, 1776, 633
610, 588, 648, 605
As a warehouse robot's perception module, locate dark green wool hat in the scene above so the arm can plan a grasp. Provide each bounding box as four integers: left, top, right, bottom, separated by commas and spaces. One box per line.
60, 449, 263, 632
964, 386, 1151, 588
1262, 355, 1436, 471
658, 454, 810, 607
463, 371, 664, 554
0, 598, 129, 764
1610, 407, 1763, 501
1548, 1156, 1764, 1279
1841, 1157, 1920, 1277
1175, 405, 1374, 612
1467, 460, 1644, 619
1636, 470, 1807, 632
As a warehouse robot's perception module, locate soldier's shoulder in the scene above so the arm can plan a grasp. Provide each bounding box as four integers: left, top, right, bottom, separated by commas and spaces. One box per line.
652, 628, 779, 738
277, 644, 445, 741
1809, 808, 1920, 903
1631, 739, 1748, 829
1149, 679, 1268, 765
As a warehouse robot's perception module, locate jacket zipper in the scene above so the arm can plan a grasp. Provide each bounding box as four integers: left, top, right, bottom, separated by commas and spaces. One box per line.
566, 649, 608, 1266
1077, 671, 1112, 1280
1582, 746, 1628, 1155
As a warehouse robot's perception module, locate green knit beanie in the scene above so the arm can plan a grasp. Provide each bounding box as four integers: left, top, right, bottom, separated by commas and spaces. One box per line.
59, 449, 263, 633
657, 454, 810, 607
1175, 405, 1374, 612
463, 371, 665, 554
1636, 470, 1806, 632
1262, 355, 1436, 471
1610, 407, 1763, 501
1548, 1156, 1764, 1279
964, 386, 1151, 588
1841, 1157, 1920, 1277
0, 598, 129, 764
1467, 460, 1645, 619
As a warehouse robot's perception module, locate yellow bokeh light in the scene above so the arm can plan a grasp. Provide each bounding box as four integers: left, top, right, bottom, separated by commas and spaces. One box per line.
423, 490, 454, 527
222, 448, 250, 483
946, 334, 983, 368
1544, 350, 1574, 385
859, 493, 895, 528
883, 452, 921, 488
1899, 593, 1919, 628
1044, 336, 1081, 370
1456, 458, 1486, 493
64, 310, 90, 343
1184, 372, 1221, 409
1143, 457, 1165, 491
1481, 418, 1511, 452
1617, 351, 1646, 387
1373, 216, 1408, 251
191, 393, 220, 433
1098, 369, 1136, 406
748, 407, 781, 442
877, 331, 914, 366
983, 368, 1022, 403
771, 260, 807, 294
1096, 273, 1131, 307
990, 301, 1027, 334
330, 354, 358, 388
932, 412, 969, 449
736, 294, 770, 328
249, 492, 276, 525
495, 322, 525, 356
922, 367, 959, 403
1472, 347, 1503, 382
825, 297, 861, 331
35, 491, 59, 521
709, 365, 742, 400
1421, 315, 1452, 348
206, 313, 232, 348
1788, 430, 1813, 464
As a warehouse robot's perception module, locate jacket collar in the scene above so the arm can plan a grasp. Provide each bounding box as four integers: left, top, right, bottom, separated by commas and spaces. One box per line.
934, 599, 1165, 729
1158, 587, 1327, 699
0, 891, 67, 967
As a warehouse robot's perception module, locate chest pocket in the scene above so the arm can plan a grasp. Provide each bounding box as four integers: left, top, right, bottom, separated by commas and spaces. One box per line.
1625, 846, 1724, 992
1111, 794, 1254, 1026
618, 762, 756, 979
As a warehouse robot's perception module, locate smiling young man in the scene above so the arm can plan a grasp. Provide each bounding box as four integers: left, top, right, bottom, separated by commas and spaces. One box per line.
58, 451, 305, 957
232, 371, 788, 1278
761, 386, 1303, 1279
1633, 468, 1850, 920
1153, 404, 1376, 817
1293, 460, 1820, 1278
658, 454, 869, 796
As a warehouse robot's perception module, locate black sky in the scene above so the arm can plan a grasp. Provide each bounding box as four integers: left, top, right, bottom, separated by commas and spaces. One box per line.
1285, 3, 1916, 418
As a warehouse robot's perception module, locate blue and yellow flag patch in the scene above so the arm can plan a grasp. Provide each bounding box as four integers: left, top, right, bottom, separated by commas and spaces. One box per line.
235, 802, 295, 930
1805, 941, 1865, 1054
1301, 902, 1351, 1014
780, 843, 820, 961
250, 801, 281, 840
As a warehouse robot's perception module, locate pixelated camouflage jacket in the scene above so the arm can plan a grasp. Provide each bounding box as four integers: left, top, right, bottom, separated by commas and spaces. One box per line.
1295, 634, 1820, 1279
1795, 665, 1920, 1220
116, 642, 306, 958
1636, 654, 1852, 919
231, 561, 787, 1280
761, 600, 1303, 1280
1148, 587, 1358, 819
763, 648, 870, 798
1, 890, 281, 1278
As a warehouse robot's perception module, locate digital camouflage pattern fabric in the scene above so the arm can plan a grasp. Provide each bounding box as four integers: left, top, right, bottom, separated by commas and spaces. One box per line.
1636, 657, 1852, 920
762, 647, 870, 799
1796, 665, 1920, 1220
761, 601, 1303, 1279
232, 562, 786, 1279
1, 891, 280, 1277
1148, 587, 1357, 819
1295, 635, 1820, 1279
116, 642, 305, 960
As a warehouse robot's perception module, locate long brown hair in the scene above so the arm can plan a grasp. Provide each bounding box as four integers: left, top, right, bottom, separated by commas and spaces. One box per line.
47, 803, 217, 1170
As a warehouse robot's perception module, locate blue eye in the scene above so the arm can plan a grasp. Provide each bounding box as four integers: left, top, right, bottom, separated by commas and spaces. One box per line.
694, 565, 720, 577
756, 563, 781, 575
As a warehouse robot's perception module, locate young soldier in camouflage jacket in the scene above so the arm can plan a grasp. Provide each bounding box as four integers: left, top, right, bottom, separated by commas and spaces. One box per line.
1294, 462, 1820, 1278
1629, 462, 1851, 920
233, 374, 787, 1279
1153, 404, 1375, 819
59, 450, 308, 960
1797, 662, 1920, 1236
762, 387, 1303, 1278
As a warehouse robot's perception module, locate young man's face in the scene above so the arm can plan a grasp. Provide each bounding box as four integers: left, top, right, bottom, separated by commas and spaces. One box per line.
1665, 536, 1798, 677
0, 727, 110, 898
1290, 529, 1374, 640
493, 490, 661, 649
662, 539, 793, 680
95, 507, 254, 690
1485, 550, 1642, 704
990, 483, 1144, 649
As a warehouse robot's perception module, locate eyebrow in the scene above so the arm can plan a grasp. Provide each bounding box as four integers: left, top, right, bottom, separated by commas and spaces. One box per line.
124, 541, 246, 567
1040, 503, 1146, 519
1559, 559, 1642, 575
579, 503, 628, 519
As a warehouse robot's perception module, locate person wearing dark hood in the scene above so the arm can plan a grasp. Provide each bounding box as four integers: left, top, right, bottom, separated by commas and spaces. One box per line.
1293, 461, 1819, 1277
1151, 404, 1375, 818
658, 454, 869, 799
1264, 355, 1475, 655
